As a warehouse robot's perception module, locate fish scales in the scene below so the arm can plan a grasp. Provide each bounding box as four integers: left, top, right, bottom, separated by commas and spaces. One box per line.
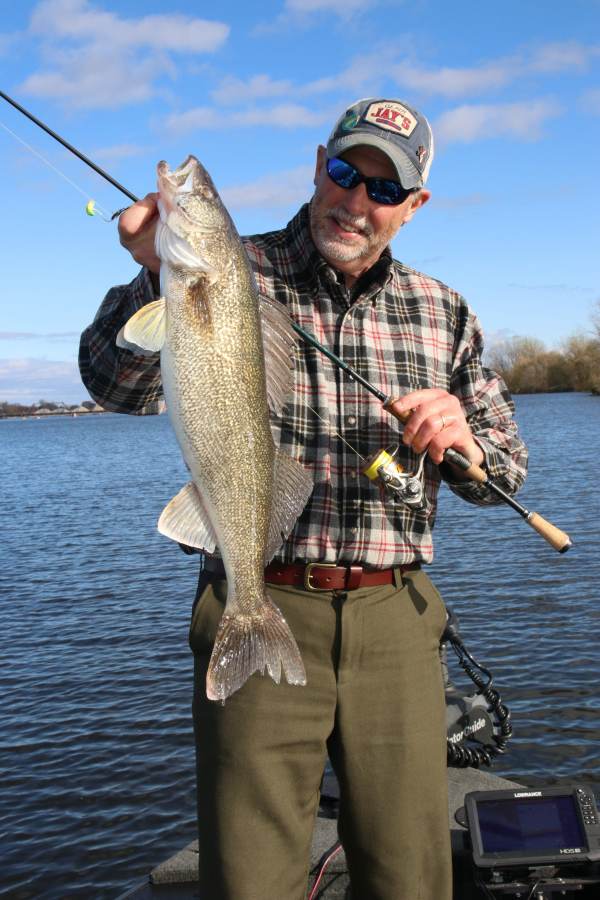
117, 155, 312, 701
163, 269, 273, 601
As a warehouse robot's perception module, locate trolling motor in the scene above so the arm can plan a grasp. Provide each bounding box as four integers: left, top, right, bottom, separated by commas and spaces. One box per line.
442, 609, 512, 768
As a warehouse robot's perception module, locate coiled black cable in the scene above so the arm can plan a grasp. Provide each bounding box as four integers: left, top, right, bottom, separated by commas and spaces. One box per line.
443, 615, 513, 768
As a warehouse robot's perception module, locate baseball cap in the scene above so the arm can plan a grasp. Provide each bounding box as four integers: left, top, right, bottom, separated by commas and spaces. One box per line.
326, 98, 434, 189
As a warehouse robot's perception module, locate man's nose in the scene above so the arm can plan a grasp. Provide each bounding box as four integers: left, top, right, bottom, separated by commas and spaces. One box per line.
342, 182, 371, 215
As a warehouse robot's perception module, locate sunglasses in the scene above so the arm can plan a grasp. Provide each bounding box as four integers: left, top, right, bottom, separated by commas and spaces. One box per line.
326, 156, 414, 206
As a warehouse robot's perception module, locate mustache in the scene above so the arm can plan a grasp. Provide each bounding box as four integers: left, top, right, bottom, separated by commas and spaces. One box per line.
326, 206, 374, 237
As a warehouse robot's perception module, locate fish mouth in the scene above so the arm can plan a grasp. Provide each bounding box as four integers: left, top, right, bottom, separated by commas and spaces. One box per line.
157, 155, 206, 190
157, 155, 217, 231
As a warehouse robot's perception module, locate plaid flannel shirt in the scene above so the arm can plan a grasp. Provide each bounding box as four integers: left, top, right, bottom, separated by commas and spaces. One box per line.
79, 204, 527, 566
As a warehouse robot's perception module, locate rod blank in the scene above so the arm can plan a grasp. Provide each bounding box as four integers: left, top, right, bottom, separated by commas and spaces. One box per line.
0, 90, 139, 203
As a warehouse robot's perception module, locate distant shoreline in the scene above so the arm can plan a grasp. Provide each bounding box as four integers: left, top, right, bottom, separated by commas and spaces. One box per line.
1, 388, 597, 421
0, 403, 107, 420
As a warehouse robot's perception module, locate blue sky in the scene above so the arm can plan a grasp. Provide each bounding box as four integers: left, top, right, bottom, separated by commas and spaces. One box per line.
1, 0, 599, 403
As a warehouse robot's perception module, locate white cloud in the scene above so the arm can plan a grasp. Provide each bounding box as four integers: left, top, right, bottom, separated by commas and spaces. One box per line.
431, 193, 490, 210
29, 0, 229, 53
301, 53, 390, 97
506, 282, 594, 293
391, 60, 515, 98
0, 357, 85, 404
92, 143, 147, 163
528, 41, 600, 73
21, 46, 173, 109
580, 88, 600, 114
285, 0, 376, 13
0, 31, 19, 56
165, 103, 330, 135
212, 74, 293, 105
254, 0, 379, 34
20, 0, 229, 109
435, 100, 561, 143
390, 41, 600, 99
0, 331, 80, 340
221, 165, 314, 210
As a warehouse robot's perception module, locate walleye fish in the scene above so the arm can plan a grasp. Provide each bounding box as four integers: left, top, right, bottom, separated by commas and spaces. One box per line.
117, 155, 313, 701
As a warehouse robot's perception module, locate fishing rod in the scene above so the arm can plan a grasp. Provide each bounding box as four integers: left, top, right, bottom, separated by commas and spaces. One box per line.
0, 91, 572, 554
0, 90, 138, 204
295, 322, 572, 553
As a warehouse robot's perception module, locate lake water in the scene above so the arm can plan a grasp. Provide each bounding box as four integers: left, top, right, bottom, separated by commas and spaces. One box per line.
1, 393, 599, 898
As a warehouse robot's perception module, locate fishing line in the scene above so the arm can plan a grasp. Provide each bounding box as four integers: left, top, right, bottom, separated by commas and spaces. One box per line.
306, 404, 366, 460
0, 119, 113, 222
306, 404, 429, 509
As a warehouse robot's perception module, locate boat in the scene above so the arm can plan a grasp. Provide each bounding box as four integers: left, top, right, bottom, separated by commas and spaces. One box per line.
116, 766, 600, 899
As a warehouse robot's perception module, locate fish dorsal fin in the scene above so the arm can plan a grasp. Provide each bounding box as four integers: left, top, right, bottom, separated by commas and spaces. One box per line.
158, 481, 218, 553
265, 450, 313, 562
116, 298, 167, 353
258, 294, 298, 415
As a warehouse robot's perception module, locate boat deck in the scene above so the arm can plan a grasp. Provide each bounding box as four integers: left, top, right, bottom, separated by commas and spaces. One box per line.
117, 767, 537, 899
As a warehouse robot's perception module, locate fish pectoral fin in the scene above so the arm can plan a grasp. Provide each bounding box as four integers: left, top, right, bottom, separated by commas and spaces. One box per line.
157, 481, 218, 553
116, 298, 167, 353
266, 450, 313, 562
206, 595, 307, 702
258, 294, 299, 415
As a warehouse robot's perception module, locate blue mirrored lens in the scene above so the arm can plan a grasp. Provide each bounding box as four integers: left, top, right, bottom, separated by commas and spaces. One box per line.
326, 157, 410, 206
327, 157, 360, 189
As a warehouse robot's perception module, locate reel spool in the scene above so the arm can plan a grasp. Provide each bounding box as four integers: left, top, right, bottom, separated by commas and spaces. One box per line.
361, 444, 426, 509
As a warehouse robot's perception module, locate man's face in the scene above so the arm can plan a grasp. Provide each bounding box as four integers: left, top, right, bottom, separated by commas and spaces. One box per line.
309, 144, 429, 280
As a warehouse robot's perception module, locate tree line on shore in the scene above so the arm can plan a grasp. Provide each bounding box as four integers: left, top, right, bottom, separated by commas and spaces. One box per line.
484, 298, 600, 395
487, 332, 600, 395
0, 399, 102, 418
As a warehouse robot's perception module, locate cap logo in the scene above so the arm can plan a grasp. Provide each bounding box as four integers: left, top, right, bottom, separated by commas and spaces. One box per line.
341, 111, 360, 131
364, 101, 417, 137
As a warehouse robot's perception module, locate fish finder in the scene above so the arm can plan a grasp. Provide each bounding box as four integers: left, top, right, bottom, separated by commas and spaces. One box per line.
466, 785, 600, 867
464, 785, 600, 897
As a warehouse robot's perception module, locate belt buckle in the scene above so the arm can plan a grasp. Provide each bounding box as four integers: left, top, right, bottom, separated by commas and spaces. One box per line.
304, 562, 338, 592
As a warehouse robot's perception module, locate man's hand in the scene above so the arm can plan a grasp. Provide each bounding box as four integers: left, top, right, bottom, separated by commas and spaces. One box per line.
393, 388, 485, 472
118, 192, 161, 273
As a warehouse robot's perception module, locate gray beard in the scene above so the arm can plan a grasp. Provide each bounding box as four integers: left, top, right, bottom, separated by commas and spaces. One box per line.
310, 204, 377, 263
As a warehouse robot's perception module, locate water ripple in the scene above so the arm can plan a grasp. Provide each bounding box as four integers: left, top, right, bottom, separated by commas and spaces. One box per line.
1, 394, 599, 898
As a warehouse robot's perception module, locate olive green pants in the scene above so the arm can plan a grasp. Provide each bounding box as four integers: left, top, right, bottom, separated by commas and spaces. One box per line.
190, 568, 452, 900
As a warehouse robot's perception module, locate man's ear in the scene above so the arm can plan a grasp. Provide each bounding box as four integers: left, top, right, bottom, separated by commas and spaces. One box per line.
314, 145, 327, 186
401, 189, 431, 226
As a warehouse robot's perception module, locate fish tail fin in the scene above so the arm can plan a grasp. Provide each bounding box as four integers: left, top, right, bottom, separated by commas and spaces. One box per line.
206, 594, 306, 702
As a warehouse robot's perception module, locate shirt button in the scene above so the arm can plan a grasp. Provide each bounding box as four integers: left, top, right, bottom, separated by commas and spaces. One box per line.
347, 415, 357, 426
350, 527, 358, 535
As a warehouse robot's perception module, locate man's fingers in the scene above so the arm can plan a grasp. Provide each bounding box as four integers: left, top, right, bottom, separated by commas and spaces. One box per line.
117, 192, 161, 272
402, 397, 463, 446
392, 387, 446, 415
439, 414, 457, 430
118, 192, 159, 240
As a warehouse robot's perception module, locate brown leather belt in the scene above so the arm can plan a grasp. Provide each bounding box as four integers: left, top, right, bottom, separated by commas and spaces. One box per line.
202, 559, 420, 592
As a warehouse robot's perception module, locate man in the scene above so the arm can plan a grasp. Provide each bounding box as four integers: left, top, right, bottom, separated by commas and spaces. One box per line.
80, 97, 527, 900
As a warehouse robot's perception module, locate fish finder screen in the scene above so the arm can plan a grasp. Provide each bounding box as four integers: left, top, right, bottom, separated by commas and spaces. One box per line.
477, 796, 585, 853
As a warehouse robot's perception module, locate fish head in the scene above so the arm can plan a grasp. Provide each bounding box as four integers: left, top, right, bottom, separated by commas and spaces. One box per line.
156, 155, 234, 273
